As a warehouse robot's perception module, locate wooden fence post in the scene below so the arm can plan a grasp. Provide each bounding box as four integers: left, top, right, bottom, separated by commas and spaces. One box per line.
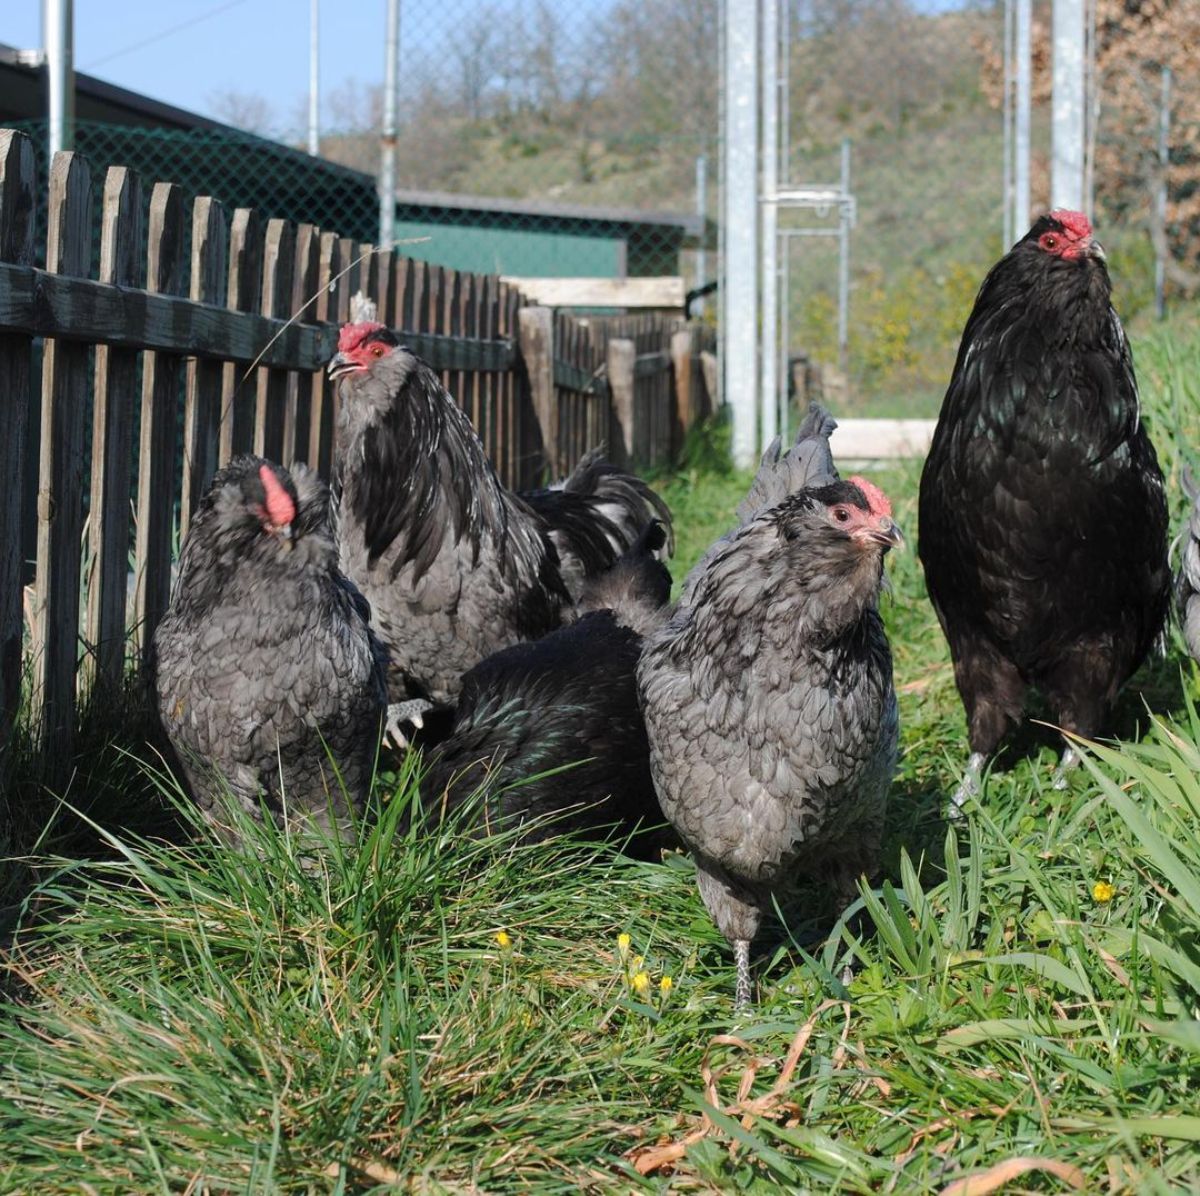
284, 221, 320, 465
671, 326, 695, 452
86, 166, 144, 692
219, 208, 263, 464
134, 181, 185, 663
0, 130, 36, 746
33, 150, 93, 752
517, 305, 557, 480
308, 231, 341, 476
182, 196, 229, 537
607, 337, 636, 466
254, 218, 296, 461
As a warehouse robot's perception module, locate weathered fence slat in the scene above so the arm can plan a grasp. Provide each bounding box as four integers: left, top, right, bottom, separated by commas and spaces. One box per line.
518, 306, 557, 481
220, 208, 263, 464
284, 222, 320, 465
0, 130, 36, 746
309, 232, 341, 476
86, 166, 144, 691
134, 181, 186, 663
33, 151, 93, 751
182, 196, 229, 536
254, 219, 296, 461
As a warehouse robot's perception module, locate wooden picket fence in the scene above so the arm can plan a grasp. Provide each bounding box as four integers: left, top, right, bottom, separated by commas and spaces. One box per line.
0, 128, 715, 762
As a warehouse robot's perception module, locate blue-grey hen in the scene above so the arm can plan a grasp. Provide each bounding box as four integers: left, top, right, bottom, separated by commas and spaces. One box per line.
413, 521, 674, 858
638, 409, 901, 1006
1176, 470, 1200, 665
326, 321, 672, 723
153, 456, 388, 844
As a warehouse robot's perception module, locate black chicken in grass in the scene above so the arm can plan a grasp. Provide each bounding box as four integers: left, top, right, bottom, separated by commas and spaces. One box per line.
327, 322, 672, 734
412, 521, 674, 857
152, 457, 388, 844
1175, 471, 1200, 665
918, 210, 1170, 806
638, 409, 901, 1006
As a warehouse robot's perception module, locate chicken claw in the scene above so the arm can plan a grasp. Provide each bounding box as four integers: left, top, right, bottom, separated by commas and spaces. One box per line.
383, 699, 434, 750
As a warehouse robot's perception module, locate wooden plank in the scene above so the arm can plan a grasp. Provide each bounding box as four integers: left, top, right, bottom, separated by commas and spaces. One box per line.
133, 181, 186, 664
32, 151, 93, 752
254, 219, 296, 461
337, 236, 358, 321
518, 306, 557, 480
85, 165, 144, 692
500, 275, 685, 310
670, 326, 694, 453
220, 209, 263, 463
375, 245, 394, 328
394, 255, 414, 331
309, 232, 341, 476
0, 129, 36, 746
284, 221, 319, 465
0, 262, 332, 370
181, 196, 228, 537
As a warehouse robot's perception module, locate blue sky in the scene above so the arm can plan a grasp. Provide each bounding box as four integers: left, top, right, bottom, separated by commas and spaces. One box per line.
2, 1, 435, 130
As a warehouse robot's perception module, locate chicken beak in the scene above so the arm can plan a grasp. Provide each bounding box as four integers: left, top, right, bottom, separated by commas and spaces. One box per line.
276, 522, 295, 550
327, 351, 359, 381
873, 517, 905, 551
1087, 238, 1107, 263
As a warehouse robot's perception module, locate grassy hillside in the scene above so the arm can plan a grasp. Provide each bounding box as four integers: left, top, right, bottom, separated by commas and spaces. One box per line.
1, 311, 1199, 1190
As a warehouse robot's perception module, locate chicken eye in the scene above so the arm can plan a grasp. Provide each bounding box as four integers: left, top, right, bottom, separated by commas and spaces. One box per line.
832, 506, 851, 523
370, 345, 385, 358
1041, 233, 1058, 251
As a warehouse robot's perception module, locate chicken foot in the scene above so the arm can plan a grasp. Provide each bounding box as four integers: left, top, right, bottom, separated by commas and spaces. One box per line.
950, 751, 987, 816
383, 699, 434, 750
733, 939, 752, 1011
1052, 744, 1081, 790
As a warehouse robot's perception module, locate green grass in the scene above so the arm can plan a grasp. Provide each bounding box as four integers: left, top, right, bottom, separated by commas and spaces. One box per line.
3, 314, 1200, 1191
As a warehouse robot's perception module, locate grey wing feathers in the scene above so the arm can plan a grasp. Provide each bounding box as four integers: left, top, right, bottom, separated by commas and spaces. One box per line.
735, 403, 839, 525
1177, 468, 1200, 663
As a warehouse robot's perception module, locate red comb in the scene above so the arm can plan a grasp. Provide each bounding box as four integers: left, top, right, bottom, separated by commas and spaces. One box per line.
848, 475, 892, 519
258, 463, 296, 527
337, 321, 386, 352
1050, 209, 1092, 240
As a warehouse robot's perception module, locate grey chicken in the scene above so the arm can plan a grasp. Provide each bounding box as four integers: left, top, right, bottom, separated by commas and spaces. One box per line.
153, 456, 388, 844
326, 321, 672, 719
413, 521, 674, 858
1176, 470, 1200, 664
638, 411, 900, 1007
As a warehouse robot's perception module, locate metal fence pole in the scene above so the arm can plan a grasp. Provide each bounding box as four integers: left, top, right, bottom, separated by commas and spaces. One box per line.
379, 0, 400, 248
1052, 0, 1085, 211
759, 0, 779, 454
308, 0, 320, 156
43, 0, 74, 158
1155, 65, 1172, 321
724, 0, 759, 470
838, 138, 851, 378
1015, 0, 1031, 234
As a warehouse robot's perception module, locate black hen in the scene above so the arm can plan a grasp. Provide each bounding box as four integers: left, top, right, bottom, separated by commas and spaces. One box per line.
413, 521, 673, 856
327, 321, 672, 711
918, 210, 1170, 804
152, 456, 388, 844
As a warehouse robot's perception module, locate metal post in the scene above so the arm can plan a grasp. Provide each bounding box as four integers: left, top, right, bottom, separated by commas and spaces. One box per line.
308, 0, 320, 156
1002, 0, 1014, 247
724, 0, 759, 469
1051, 0, 1085, 211
695, 153, 707, 300
760, 0, 779, 453
1014, 0, 1032, 234
1155, 65, 1172, 321
43, 0, 74, 157
837, 138, 851, 378
379, 0, 400, 249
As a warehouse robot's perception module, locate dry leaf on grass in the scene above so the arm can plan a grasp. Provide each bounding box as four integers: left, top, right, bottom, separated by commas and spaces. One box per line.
939, 1155, 1088, 1195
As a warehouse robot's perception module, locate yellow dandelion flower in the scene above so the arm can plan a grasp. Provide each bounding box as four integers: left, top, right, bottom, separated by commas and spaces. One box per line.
631, 971, 651, 995
659, 975, 673, 995
1091, 881, 1116, 904
494, 930, 513, 948
631, 954, 645, 972
617, 932, 632, 958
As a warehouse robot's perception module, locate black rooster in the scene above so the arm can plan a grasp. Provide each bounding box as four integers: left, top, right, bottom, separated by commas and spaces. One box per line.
413, 521, 673, 857
327, 322, 672, 726
919, 210, 1170, 804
